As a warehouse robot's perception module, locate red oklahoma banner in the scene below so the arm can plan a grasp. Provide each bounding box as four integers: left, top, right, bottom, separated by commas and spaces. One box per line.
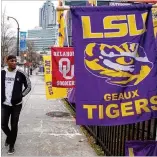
51, 47, 75, 88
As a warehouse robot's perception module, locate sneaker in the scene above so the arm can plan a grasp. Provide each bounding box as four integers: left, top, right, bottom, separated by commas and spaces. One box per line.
5, 137, 9, 147
8, 147, 15, 155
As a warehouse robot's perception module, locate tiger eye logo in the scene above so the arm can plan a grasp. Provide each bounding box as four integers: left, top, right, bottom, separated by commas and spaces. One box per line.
84, 42, 153, 86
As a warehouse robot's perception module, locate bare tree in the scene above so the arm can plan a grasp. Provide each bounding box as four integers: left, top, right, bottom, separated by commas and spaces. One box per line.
1, 8, 16, 65
22, 40, 40, 67
27, 40, 35, 63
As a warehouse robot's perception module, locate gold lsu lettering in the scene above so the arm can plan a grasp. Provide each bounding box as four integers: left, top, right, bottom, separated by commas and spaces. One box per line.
81, 12, 147, 38
104, 90, 139, 101
83, 95, 157, 119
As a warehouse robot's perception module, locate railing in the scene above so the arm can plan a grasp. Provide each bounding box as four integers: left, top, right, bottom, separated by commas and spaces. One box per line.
65, 99, 157, 156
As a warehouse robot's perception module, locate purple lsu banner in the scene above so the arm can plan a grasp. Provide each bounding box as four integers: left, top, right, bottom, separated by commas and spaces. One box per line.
125, 141, 157, 156
68, 88, 76, 103
71, 4, 157, 126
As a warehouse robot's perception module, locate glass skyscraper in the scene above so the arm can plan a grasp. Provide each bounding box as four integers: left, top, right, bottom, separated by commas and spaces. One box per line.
39, 0, 56, 29
27, 0, 57, 52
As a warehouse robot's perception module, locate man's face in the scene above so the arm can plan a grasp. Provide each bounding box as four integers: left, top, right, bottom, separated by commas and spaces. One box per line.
7, 58, 17, 69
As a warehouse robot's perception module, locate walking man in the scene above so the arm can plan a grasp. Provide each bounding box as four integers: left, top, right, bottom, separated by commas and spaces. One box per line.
1, 55, 31, 154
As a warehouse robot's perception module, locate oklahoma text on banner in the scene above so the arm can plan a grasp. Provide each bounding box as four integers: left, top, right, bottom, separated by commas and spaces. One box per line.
43, 56, 67, 99
71, 4, 157, 126
51, 47, 75, 88
125, 141, 157, 156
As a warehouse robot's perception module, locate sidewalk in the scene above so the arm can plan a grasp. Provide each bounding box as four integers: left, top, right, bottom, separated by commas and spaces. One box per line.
1, 70, 96, 156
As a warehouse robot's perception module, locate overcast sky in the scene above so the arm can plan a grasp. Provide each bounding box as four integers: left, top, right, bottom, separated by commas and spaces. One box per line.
2, 0, 58, 32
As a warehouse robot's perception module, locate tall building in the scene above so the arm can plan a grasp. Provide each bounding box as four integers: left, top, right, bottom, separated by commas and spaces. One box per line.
39, 0, 56, 29
27, 27, 57, 52
27, 0, 57, 52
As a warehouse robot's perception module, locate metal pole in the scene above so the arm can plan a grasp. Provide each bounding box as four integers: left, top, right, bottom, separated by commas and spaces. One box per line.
7, 16, 20, 56
56, 3, 157, 11
17, 27, 20, 56
64, 11, 69, 47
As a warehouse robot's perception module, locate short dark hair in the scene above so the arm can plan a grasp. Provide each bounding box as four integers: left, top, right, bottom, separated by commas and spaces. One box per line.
7, 55, 16, 61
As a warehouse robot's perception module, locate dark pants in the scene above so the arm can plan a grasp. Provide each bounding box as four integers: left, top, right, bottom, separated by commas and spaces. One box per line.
1, 104, 22, 147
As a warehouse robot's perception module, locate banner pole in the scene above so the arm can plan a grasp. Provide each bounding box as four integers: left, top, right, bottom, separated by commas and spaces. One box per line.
56, 3, 157, 11
65, 17, 69, 47
57, 6, 70, 11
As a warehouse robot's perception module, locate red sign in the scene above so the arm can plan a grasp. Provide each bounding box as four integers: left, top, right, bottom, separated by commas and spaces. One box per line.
24, 62, 32, 66
51, 47, 75, 88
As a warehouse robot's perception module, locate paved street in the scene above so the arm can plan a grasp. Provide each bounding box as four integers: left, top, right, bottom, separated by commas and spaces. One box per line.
1, 70, 96, 156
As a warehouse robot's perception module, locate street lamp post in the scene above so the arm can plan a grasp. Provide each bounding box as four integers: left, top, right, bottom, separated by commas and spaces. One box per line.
7, 16, 20, 56
23, 53, 27, 73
